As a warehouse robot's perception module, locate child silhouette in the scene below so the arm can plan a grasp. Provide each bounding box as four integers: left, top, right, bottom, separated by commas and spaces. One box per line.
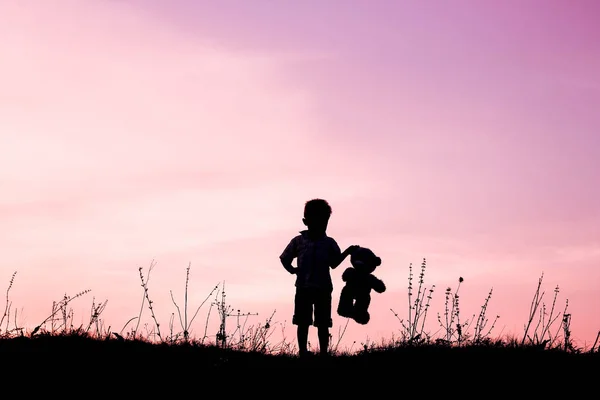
280, 198, 358, 357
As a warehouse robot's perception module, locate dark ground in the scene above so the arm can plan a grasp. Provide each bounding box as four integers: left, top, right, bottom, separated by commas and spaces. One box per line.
1, 334, 597, 395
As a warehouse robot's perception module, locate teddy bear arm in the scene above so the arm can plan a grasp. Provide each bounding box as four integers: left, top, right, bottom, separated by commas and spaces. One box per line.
371, 276, 386, 293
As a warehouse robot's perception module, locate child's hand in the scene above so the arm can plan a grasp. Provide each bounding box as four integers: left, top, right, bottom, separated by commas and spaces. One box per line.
290, 267, 298, 275
348, 245, 360, 254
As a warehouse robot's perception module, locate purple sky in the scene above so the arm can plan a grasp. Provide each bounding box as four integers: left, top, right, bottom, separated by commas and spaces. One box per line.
1, 0, 599, 350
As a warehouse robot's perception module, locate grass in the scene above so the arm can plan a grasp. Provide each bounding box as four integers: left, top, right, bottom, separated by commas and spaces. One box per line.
1, 258, 599, 375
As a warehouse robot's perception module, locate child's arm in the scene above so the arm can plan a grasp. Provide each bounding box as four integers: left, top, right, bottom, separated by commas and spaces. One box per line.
280, 258, 298, 275
280, 238, 298, 274
331, 245, 359, 269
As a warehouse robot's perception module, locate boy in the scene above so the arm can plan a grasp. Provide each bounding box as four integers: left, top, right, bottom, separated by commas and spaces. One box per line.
280, 198, 358, 357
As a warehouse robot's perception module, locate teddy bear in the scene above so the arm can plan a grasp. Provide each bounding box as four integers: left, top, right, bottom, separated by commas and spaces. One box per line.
336, 246, 386, 324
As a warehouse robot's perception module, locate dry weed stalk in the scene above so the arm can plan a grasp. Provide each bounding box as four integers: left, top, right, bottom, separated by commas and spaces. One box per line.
31, 289, 91, 336
86, 297, 108, 337
212, 282, 257, 348
437, 277, 467, 344
134, 260, 162, 342
472, 288, 499, 343
522, 273, 570, 349
391, 258, 435, 343
0, 271, 17, 335
169, 262, 219, 343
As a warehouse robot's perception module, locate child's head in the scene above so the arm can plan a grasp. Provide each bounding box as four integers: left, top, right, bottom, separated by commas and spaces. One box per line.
302, 198, 332, 234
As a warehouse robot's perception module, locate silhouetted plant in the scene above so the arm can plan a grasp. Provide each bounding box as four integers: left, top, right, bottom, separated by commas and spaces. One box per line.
591, 331, 600, 353
211, 281, 257, 349
562, 312, 573, 352
391, 258, 435, 344
261, 319, 295, 355
118, 316, 138, 338
1, 257, 599, 360
0, 271, 17, 336
228, 307, 260, 350
521, 273, 570, 350
85, 297, 108, 337
433, 280, 500, 346
134, 260, 162, 341
169, 262, 219, 343
332, 317, 350, 354
537, 285, 565, 347
437, 277, 468, 345
472, 287, 499, 344
31, 289, 91, 336
236, 310, 280, 353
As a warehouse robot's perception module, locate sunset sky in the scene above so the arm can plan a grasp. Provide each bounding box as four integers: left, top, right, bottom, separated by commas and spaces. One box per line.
1, 0, 599, 350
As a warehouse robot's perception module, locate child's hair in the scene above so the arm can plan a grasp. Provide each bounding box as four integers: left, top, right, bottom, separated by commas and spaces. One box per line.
304, 198, 332, 220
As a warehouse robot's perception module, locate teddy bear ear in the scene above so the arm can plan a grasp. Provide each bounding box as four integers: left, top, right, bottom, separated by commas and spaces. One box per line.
375, 257, 381, 266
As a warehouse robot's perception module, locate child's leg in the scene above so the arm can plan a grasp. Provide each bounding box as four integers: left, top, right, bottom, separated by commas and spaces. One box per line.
317, 326, 330, 355
314, 289, 333, 355
297, 324, 310, 355
292, 287, 313, 356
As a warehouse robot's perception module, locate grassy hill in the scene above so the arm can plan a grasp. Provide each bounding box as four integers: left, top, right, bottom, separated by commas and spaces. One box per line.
2, 330, 597, 366
1, 262, 598, 392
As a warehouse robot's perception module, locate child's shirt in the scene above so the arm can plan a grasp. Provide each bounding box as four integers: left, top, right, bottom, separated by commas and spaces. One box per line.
280, 230, 342, 291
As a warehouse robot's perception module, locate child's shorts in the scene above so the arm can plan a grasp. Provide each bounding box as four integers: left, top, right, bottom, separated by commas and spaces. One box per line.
292, 286, 333, 328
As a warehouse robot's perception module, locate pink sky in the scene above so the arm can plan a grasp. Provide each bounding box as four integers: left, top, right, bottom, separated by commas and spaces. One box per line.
1, 0, 599, 351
